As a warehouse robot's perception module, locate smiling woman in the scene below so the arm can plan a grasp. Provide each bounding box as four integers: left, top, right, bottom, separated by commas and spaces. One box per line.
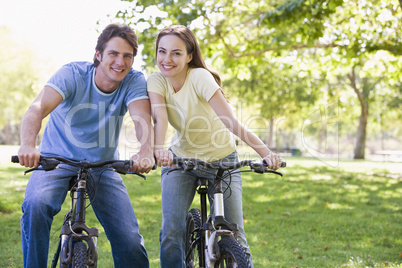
156, 34, 193, 91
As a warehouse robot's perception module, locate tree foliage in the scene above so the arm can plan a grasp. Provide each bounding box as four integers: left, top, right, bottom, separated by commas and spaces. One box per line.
115, 0, 402, 157
0, 27, 39, 143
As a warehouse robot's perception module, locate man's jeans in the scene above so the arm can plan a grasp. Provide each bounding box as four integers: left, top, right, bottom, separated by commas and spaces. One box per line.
20, 164, 149, 268
159, 151, 253, 268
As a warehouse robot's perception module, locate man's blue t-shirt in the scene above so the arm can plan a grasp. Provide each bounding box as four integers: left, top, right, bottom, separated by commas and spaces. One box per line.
38, 62, 148, 162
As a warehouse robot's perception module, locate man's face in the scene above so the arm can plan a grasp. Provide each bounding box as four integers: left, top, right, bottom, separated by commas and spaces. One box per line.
95, 36, 134, 93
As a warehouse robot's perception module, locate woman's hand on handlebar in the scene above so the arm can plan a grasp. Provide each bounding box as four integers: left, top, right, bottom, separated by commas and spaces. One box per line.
17, 145, 41, 168
154, 149, 173, 167
262, 151, 283, 170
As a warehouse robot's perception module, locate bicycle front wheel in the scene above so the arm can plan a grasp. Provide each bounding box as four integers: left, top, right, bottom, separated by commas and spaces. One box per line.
215, 237, 250, 268
185, 208, 203, 268
72, 241, 88, 267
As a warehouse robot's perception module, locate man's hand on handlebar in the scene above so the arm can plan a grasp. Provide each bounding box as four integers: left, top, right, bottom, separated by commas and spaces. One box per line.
17, 145, 41, 168
130, 150, 155, 174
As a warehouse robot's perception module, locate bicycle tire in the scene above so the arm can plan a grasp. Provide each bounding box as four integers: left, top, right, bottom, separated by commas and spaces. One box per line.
185, 208, 203, 268
72, 241, 88, 268
215, 237, 250, 268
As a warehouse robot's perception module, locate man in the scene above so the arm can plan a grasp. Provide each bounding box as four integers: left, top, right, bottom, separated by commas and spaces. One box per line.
17, 23, 154, 267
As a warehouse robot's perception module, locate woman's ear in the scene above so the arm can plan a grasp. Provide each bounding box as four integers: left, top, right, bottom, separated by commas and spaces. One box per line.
187, 53, 193, 64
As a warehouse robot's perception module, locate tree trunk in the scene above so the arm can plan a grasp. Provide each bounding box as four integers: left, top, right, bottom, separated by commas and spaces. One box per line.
353, 108, 368, 159
347, 68, 369, 159
266, 117, 274, 147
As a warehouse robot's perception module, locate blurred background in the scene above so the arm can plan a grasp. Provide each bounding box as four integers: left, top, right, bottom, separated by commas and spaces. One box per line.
0, 0, 401, 164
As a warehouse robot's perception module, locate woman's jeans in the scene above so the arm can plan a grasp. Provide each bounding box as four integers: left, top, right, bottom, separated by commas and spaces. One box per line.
159, 151, 253, 268
20, 164, 149, 268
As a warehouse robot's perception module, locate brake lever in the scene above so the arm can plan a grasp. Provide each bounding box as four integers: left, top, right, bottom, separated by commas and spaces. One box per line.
250, 164, 266, 174
111, 162, 147, 180
112, 162, 131, 175
126, 172, 147, 180
265, 170, 283, 176
40, 158, 60, 171
24, 168, 39, 175
23, 167, 49, 175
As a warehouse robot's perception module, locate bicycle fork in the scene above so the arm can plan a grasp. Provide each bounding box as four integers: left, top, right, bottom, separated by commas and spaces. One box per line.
204, 171, 239, 267
59, 174, 99, 266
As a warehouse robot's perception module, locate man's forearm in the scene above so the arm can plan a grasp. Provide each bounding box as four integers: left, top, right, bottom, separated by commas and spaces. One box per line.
134, 116, 154, 155
20, 107, 43, 147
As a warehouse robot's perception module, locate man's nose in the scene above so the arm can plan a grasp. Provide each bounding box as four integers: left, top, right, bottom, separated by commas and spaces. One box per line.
116, 54, 124, 65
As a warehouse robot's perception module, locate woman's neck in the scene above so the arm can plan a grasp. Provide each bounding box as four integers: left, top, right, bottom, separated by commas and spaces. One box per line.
168, 67, 190, 93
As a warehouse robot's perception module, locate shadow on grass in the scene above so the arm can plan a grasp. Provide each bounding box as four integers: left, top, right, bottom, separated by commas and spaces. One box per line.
242, 163, 401, 267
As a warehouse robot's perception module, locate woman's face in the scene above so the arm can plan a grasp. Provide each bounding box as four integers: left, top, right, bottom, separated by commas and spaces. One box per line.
157, 34, 192, 84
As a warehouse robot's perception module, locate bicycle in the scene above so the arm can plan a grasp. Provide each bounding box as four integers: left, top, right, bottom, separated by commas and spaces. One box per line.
11, 155, 148, 268
170, 157, 286, 268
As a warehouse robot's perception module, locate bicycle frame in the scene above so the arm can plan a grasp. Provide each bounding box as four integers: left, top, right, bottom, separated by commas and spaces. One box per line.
196, 169, 241, 267
12, 155, 147, 268
174, 157, 285, 268
181, 167, 244, 267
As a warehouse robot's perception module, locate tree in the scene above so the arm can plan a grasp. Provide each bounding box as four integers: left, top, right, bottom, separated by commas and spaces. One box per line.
115, 0, 402, 158
0, 27, 39, 144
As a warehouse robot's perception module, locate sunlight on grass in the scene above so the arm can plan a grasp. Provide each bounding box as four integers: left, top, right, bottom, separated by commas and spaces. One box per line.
1, 158, 401, 267
245, 181, 264, 188
252, 194, 273, 202
137, 195, 161, 203
324, 202, 354, 210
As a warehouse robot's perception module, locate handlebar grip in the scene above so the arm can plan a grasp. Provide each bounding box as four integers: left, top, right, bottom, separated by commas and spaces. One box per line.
263, 159, 287, 168
11, 155, 19, 163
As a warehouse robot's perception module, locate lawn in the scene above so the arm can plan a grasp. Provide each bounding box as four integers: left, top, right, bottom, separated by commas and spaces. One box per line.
0, 156, 401, 267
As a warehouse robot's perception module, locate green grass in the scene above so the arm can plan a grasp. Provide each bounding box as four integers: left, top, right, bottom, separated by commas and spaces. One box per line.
1, 157, 401, 267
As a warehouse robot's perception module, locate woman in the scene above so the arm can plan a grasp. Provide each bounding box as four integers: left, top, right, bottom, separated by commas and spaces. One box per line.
147, 25, 282, 267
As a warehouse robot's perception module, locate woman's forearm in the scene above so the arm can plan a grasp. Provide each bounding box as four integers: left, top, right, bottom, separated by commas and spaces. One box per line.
154, 119, 168, 150
225, 119, 272, 158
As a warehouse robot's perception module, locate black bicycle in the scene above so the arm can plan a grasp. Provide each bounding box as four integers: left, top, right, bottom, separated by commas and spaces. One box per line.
11, 155, 147, 268
170, 157, 286, 268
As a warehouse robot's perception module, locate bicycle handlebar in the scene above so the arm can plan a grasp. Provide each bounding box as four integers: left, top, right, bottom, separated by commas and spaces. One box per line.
171, 157, 285, 176
11, 155, 148, 178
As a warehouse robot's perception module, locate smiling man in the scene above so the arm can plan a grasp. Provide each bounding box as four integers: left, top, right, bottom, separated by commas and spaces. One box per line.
17, 24, 153, 267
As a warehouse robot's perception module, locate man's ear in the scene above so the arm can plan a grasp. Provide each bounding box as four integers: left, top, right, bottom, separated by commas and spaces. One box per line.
96, 50, 102, 62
